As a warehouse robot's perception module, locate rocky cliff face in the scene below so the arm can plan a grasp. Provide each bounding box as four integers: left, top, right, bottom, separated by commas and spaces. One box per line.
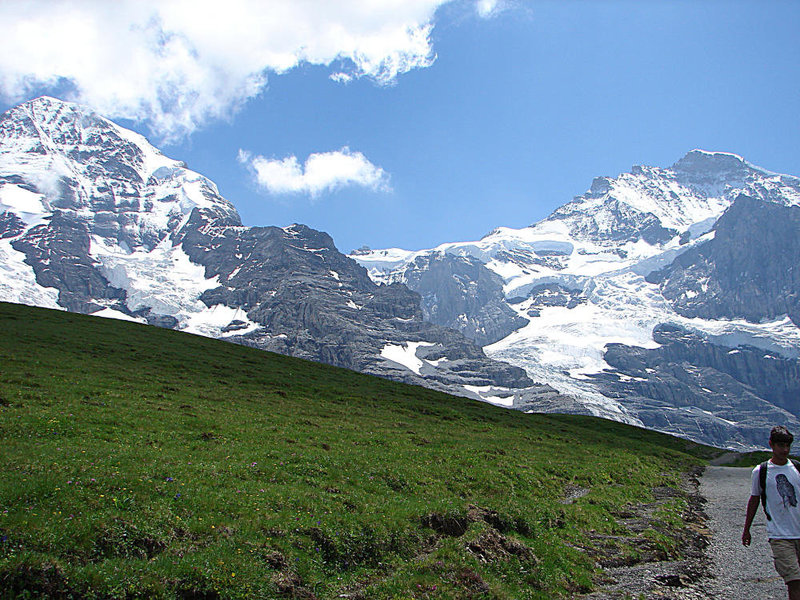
177, 217, 534, 389
593, 324, 800, 448
369, 251, 528, 346
0, 96, 552, 407
648, 195, 800, 325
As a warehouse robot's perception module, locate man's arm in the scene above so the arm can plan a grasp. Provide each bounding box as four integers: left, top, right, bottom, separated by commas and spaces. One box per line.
742, 494, 761, 546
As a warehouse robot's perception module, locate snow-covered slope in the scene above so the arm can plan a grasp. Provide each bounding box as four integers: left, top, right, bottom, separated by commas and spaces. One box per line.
352, 151, 800, 448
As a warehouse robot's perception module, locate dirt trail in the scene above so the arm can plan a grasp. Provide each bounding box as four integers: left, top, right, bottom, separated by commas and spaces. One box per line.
700, 465, 785, 599
582, 465, 786, 599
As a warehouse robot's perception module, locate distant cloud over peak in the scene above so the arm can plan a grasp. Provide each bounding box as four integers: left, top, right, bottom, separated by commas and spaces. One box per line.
238, 148, 391, 198
475, 0, 514, 19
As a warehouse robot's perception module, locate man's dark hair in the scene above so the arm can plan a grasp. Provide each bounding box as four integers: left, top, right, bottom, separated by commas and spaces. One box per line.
770, 425, 794, 444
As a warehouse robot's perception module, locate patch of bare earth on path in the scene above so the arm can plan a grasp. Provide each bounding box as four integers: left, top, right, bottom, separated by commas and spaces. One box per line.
579, 467, 713, 599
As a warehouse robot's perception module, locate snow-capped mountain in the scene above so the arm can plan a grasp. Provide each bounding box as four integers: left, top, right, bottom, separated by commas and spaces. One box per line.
4, 96, 799, 449
352, 151, 800, 448
0, 95, 241, 320
0, 97, 563, 408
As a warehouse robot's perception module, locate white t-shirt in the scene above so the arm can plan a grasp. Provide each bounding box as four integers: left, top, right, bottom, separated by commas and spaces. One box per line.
751, 460, 800, 539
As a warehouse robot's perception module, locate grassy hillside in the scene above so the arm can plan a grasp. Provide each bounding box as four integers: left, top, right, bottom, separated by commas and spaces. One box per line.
0, 301, 716, 599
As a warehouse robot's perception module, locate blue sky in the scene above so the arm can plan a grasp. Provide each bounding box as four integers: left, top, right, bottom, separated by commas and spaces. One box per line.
1, 0, 798, 253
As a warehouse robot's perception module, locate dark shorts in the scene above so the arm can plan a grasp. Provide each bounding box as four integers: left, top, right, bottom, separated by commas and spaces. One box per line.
770, 539, 800, 583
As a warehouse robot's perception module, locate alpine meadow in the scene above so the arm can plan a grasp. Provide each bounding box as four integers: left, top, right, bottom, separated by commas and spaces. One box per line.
0, 301, 717, 598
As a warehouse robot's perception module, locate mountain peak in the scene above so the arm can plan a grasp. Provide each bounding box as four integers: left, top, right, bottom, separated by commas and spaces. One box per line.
21, 95, 79, 112
671, 149, 751, 177
1, 95, 140, 164
0, 97, 242, 253
12, 95, 104, 133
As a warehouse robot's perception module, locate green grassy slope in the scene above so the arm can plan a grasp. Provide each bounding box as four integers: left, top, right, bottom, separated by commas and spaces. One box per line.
0, 301, 717, 599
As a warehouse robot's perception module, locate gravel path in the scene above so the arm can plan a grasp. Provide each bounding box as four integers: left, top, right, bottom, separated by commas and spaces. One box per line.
700, 466, 785, 599
582, 465, 788, 599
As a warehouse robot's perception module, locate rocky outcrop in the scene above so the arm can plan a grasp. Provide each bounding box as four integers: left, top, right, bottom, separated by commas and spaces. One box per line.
11, 211, 126, 313
183, 221, 534, 388
547, 191, 677, 245
648, 195, 800, 325
514, 283, 588, 317
393, 253, 527, 346
591, 324, 800, 449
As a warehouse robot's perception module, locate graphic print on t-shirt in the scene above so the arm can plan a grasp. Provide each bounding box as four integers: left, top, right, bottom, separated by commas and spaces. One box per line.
776, 474, 798, 508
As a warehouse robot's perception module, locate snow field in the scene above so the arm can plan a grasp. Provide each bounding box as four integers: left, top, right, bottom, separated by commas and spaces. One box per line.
0, 239, 61, 309
90, 235, 259, 338
380, 341, 435, 375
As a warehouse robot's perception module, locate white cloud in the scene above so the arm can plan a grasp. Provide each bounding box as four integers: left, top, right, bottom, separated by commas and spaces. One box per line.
238, 147, 391, 197
0, 0, 449, 142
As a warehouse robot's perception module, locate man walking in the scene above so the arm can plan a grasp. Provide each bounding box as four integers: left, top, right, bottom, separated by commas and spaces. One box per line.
743, 426, 800, 600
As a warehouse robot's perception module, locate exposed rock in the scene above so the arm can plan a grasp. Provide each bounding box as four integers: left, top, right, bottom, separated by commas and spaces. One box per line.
592, 324, 800, 449
466, 528, 536, 563
11, 211, 126, 313
385, 252, 527, 346
649, 195, 800, 326
580, 468, 711, 599
547, 195, 677, 245
519, 282, 588, 317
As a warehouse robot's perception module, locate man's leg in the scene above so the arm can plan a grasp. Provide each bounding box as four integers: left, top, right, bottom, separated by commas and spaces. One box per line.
788, 579, 800, 600
786, 539, 800, 600
793, 539, 800, 600
771, 539, 800, 598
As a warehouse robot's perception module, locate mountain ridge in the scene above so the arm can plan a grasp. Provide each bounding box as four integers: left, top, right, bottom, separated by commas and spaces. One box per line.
352, 151, 800, 448
2, 96, 800, 448
0, 96, 564, 414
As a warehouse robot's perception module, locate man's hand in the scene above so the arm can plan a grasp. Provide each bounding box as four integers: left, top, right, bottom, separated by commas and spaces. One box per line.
742, 495, 760, 548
